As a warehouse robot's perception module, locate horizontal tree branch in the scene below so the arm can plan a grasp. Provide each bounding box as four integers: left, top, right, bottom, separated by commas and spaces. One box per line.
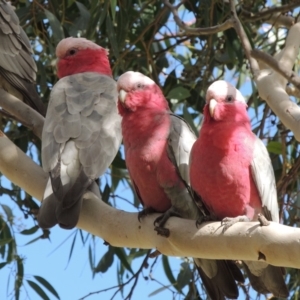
0, 131, 299, 269
0, 88, 44, 139
241, 2, 300, 23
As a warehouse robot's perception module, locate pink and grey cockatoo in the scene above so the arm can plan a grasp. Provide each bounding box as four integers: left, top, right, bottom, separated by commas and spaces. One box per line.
190, 80, 288, 298
0, 0, 45, 116
37, 37, 122, 229
117, 71, 244, 300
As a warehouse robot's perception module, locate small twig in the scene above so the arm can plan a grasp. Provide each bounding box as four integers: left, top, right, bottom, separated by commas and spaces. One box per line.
242, 8, 294, 28
229, 0, 260, 77
163, 0, 235, 35
241, 2, 300, 22
251, 49, 300, 91
79, 250, 151, 300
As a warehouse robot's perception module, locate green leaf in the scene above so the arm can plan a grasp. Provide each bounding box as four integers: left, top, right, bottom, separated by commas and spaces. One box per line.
112, 151, 127, 169
44, 9, 64, 42
183, 105, 199, 137
106, 15, 119, 58
33, 276, 60, 299
27, 280, 51, 300
101, 184, 111, 203
15, 256, 24, 298
267, 141, 283, 155
20, 226, 39, 235
0, 238, 13, 246
88, 244, 94, 271
114, 247, 133, 274
67, 230, 77, 264
167, 87, 191, 101
149, 285, 172, 297
69, 2, 90, 35
0, 262, 7, 270
177, 262, 192, 290
162, 255, 177, 290
24, 236, 42, 246
110, 0, 117, 23
94, 246, 114, 273
1, 204, 13, 224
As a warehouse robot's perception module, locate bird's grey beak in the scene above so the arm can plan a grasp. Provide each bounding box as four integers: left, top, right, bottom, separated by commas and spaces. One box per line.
209, 99, 217, 117
119, 89, 127, 103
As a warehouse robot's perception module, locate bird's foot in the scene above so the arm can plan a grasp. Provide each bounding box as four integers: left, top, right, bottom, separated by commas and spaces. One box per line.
138, 207, 157, 222
257, 213, 270, 226
221, 215, 250, 232
154, 207, 182, 237
195, 215, 212, 228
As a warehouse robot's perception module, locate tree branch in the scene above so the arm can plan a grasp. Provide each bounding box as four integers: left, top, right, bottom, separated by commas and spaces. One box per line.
242, 8, 294, 28
0, 132, 299, 269
0, 88, 44, 139
162, 0, 235, 35
255, 20, 300, 141
229, 0, 260, 76
251, 49, 300, 90
241, 2, 300, 24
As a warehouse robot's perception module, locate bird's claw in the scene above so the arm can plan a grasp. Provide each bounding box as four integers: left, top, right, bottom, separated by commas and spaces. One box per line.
221, 215, 250, 232
154, 209, 181, 228
153, 207, 182, 237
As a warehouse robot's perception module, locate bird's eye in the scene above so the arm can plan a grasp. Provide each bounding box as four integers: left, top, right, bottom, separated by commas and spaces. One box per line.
226, 95, 233, 102
67, 48, 78, 56
136, 83, 144, 89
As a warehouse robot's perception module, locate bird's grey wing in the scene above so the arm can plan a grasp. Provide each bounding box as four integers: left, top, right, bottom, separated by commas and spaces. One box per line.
39, 73, 122, 229
167, 113, 196, 185
0, 1, 45, 115
250, 136, 279, 222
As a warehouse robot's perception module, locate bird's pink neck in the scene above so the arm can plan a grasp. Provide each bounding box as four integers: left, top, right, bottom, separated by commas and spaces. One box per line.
57, 48, 112, 78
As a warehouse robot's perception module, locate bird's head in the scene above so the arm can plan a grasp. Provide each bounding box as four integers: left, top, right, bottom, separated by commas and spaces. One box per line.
117, 71, 169, 115
205, 80, 248, 122
56, 37, 112, 79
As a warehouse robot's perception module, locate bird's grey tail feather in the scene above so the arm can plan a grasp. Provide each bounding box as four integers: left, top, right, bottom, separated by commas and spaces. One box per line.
38, 171, 97, 229
194, 259, 243, 300
243, 262, 288, 298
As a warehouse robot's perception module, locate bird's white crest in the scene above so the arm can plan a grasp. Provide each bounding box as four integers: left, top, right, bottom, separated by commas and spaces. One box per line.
117, 71, 155, 90
206, 80, 246, 104
56, 37, 108, 58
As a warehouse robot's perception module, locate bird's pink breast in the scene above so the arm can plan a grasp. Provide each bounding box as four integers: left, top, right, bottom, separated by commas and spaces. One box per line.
122, 111, 182, 212
190, 120, 262, 220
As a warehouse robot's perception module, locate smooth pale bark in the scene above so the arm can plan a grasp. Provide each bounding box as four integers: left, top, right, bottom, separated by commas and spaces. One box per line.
0, 88, 44, 139
256, 21, 300, 141
0, 133, 299, 269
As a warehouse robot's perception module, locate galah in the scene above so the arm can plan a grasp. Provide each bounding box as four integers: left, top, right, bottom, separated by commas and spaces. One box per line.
190, 80, 288, 298
37, 37, 122, 229
0, 0, 45, 116
117, 71, 244, 300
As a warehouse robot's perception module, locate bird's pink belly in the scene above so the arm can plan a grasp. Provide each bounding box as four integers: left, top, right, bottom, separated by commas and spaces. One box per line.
191, 148, 262, 220
127, 152, 172, 212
